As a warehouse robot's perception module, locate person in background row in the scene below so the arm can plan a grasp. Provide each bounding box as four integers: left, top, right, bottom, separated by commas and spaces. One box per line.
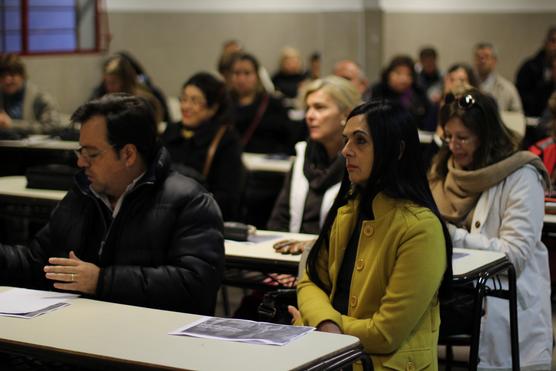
416, 46, 443, 105
268, 75, 360, 234
306, 52, 322, 81
0, 94, 225, 315
272, 46, 306, 100
474, 42, 523, 113
529, 91, 556, 185
162, 72, 245, 221
0, 53, 62, 134
291, 100, 452, 370
230, 52, 295, 228
516, 26, 556, 117
364, 55, 431, 131
333, 59, 369, 96
90, 55, 163, 127
429, 89, 552, 371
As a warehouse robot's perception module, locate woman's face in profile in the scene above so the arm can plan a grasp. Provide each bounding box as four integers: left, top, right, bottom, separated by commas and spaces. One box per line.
444, 117, 480, 169
388, 65, 413, 93
305, 89, 344, 147
342, 114, 374, 186
180, 85, 218, 128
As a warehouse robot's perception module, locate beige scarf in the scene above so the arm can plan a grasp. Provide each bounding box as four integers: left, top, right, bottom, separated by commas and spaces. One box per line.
430, 151, 549, 225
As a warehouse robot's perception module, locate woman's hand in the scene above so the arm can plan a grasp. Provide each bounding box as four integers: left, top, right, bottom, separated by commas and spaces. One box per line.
316, 320, 342, 334
288, 305, 301, 324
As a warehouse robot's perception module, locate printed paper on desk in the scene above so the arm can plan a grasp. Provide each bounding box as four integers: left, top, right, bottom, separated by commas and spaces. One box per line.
0, 288, 78, 318
170, 316, 314, 346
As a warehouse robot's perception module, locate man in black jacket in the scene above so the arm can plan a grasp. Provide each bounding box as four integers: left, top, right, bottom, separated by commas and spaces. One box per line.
0, 94, 225, 315
515, 26, 556, 117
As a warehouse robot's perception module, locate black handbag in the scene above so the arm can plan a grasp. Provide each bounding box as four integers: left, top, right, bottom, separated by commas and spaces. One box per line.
439, 282, 477, 337
257, 289, 297, 325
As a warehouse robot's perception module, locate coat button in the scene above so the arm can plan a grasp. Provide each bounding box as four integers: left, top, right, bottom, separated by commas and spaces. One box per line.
406, 361, 416, 371
475, 221, 481, 228
356, 258, 365, 271
363, 225, 374, 237
350, 295, 358, 307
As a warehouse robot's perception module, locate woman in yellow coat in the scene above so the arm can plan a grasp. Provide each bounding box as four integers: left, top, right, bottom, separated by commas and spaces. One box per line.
290, 100, 452, 370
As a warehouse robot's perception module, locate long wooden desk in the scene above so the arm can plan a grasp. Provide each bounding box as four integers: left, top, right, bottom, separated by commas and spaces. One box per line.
0, 286, 365, 371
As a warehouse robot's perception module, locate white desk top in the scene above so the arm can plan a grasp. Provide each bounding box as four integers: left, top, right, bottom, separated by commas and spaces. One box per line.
0, 176, 67, 201
226, 231, 507, 279
0, 287, 360, 371
242, 152, 293, 173
0, 136, 78, 151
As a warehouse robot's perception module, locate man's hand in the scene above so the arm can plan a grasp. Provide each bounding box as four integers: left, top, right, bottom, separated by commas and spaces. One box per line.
44, 251, 100, 295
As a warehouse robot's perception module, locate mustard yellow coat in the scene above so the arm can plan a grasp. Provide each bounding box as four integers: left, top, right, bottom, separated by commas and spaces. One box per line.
296, 193, 446, 371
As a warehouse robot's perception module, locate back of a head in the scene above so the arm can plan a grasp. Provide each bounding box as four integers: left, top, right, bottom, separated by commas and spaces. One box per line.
303, 75, 361, 114
0, 53, 26, 78
71, 93, 158, 164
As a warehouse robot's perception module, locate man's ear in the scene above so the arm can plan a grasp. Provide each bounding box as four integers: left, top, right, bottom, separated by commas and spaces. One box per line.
122, 144, 138, 167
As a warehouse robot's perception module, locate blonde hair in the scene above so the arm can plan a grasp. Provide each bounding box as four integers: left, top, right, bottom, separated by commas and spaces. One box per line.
302, 75, 361, 114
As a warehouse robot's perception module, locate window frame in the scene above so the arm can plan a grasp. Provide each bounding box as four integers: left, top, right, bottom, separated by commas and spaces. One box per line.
0, 0, 110, 56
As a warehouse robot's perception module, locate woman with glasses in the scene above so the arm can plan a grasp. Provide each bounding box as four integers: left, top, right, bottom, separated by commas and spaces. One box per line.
291, 100, 452, 370
429, 89, 552, 370
161, 72, 245, 221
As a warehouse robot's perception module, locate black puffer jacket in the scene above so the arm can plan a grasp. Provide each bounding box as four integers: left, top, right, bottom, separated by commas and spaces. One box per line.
0, 147, 225, 315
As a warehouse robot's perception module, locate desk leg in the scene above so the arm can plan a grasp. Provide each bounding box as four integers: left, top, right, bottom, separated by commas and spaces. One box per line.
469, 277, 487, 371
507, 265, 520, 371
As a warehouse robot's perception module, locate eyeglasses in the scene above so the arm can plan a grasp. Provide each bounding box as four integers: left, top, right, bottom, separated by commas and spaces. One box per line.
179, 95, 207, 108
442, 135, 472, 146
73, 147, 109, 162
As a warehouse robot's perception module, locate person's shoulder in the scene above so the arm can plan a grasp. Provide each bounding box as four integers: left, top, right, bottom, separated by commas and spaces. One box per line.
160, 171, 209, 199
396, 200, 440, 230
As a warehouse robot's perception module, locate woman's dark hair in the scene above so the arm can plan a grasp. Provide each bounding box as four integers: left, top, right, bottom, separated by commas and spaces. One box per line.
431, 88, 519, 179
306, 100, 453, 298
0, 53, 26, 78
446, 63, 479, 89
182, 72, 232, 125
381, 55, 417, 87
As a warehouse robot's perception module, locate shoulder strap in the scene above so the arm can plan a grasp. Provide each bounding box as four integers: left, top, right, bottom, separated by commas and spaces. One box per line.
241, 94, 270, 146
203, 125, 228, 178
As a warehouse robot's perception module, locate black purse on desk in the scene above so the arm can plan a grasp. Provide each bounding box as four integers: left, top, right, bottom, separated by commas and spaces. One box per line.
25, 164, 78, 191
257, 288, 297, 325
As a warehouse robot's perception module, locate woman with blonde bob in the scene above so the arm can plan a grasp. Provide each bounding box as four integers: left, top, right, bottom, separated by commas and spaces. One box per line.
268, 75, 360, 234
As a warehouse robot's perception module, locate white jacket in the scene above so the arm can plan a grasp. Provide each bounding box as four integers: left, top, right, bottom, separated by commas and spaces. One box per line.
450, 164, 552, 371
289, 141, 341, 232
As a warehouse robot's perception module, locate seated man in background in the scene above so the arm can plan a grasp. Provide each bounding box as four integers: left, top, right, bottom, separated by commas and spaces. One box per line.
332, 59, 368, 96
0, 53, 63, 134
0, 94, 225, 315
474, 42, 523, 113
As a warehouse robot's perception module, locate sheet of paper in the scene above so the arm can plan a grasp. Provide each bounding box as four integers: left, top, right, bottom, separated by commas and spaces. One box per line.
0, 288, 78, 318
170, 316, 314, 346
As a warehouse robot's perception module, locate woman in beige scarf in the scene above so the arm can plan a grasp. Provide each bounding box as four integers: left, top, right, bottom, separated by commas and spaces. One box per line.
429, 89, 552, 371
